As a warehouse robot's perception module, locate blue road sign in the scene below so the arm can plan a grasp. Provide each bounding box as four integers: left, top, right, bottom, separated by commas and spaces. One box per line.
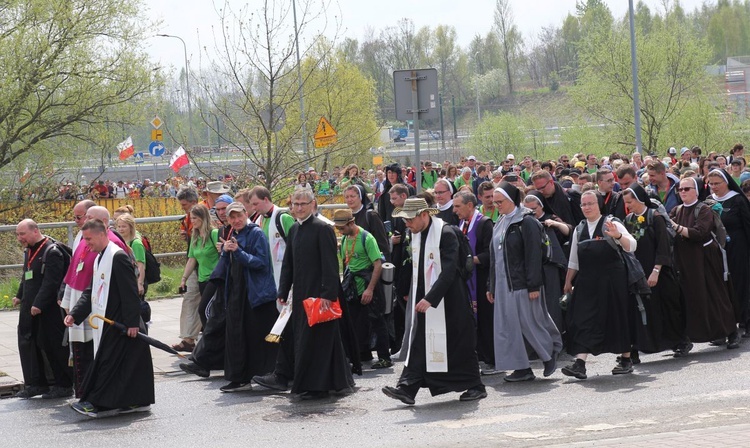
149, 141, 166, 157
134, 152, 144, 164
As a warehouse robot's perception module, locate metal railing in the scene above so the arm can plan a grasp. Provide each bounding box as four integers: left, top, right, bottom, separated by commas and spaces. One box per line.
0, 204, 350, 271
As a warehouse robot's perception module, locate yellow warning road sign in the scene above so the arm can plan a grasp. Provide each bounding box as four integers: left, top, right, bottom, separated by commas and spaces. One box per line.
314, 117, 337, 139
314, 117, 337, 148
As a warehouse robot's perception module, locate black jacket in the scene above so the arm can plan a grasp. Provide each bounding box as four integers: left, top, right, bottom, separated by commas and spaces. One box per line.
488, 210, 544, 294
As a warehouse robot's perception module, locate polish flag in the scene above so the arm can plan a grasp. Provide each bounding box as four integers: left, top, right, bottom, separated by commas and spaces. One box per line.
169, 146, 189, 173
117, 137, 135, 160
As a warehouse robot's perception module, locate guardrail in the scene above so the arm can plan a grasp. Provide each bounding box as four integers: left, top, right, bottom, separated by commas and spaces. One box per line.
0, 203, 350, 271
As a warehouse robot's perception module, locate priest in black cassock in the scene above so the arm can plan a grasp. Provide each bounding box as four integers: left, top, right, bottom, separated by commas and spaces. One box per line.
382, 198, 486, 405
252, 189, 354, 400
65, 219, 154, 417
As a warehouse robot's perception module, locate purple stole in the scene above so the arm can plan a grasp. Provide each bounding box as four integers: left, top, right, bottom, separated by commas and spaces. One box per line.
461, 212, 482, 318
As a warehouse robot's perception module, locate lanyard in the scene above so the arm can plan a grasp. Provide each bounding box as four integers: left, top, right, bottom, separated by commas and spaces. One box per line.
26, 237, 49, 270
343, 228, 360, 266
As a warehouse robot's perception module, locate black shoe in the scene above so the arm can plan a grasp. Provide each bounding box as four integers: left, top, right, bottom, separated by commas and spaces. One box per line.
630, 350, 641, 365
504, 369, 535, 382
220, 382, 253, 393
382, 386, 415, 405
612, 358, 634, 375
116, 404, 152, 414
15, 386, 49, 399
561, 360, 587, 380
41, 386, 73, 399
252, 373, 289, 391
295, 391, 330, 401
459, 387, 487, 401
709, 338, 727, 347
543, 356, 557, 377
180, 362, 210, 378
673, 342, 693, 358
727, 332, 741, 350
371, 358, 393, 369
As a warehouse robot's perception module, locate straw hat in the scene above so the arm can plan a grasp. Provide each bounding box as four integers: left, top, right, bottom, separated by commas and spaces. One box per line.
333, 209, 355, 226
392, 198, 438, 219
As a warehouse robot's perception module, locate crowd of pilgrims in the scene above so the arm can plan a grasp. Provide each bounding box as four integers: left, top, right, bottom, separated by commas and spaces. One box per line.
174, 144, 750, 403
14, 144, 750, 413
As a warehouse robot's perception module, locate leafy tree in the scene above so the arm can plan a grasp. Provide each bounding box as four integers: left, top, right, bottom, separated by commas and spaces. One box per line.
571, 17, 713, 154
468, 112, 528, 161
493, 0, 524, 94
0, 0, 156, 172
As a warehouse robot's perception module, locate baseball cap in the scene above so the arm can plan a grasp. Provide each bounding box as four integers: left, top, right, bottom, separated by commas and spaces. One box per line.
225, 202, 246, 215
506, 154, 515, 160
680, 147, 690, 155
467, 155, 476, 161
668, 147, 677, 155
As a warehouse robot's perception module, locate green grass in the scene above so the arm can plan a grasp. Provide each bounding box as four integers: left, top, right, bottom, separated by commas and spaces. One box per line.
0, 263, 186, 310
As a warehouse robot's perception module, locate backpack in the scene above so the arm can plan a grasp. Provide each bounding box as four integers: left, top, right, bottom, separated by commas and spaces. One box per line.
274, 211, 290, 243
643, 208, 675, 261
143, 242, 161, 285
40, 237, 73, 301
516, 215, 553, 265
448, 225, 475, 281
676, 200, 730, 281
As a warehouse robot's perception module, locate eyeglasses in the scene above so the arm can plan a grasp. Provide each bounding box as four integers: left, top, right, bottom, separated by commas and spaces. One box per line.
73, 215, 85, 220
707, 182, 724, 187
434, 190, 449, 195
676, 187, 694, 192
493, 200, 505, 206
291, 201, 312, 208
534, 180, 553, 190
580, 202, 598, 208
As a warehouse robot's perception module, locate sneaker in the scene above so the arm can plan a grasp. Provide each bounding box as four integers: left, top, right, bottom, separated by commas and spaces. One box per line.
252, 373, 289, 391
504, 369, 535, 382
71, 401, 98, 418
480, 363, 502, 376
180, 362, 210, 378
371, 358, 393, 369
15, 386, 49, 399
727, 332, 741, 350
673, 342, 693, 358
561, 360, 587, 380
612, 358, 634, 375
382, 386, 415, 405
41, 386, 73, 399
459, 387, 488, 401
220, 382, 253, 392
117, 404, 152, 414
543, 356, 557, 377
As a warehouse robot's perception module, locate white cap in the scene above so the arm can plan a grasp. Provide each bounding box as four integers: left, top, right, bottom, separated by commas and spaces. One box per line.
506, 154, 515, 160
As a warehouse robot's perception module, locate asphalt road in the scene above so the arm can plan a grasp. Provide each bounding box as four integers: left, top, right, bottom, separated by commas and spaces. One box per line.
1, 342, 749, 447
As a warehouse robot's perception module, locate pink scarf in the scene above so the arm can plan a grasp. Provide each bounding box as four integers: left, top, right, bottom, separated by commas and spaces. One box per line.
63, 239, 97, 291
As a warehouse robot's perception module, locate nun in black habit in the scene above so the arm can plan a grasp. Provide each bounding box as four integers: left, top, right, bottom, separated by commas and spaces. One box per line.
622, 185, 685, 355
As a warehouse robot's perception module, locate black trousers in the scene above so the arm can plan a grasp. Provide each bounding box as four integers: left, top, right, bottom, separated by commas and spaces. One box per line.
349, 297, 390, 361
72, 340, 94, 398
18, 332, 72, 389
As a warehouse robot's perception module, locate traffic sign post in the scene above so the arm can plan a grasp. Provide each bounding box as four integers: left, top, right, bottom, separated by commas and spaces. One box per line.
134, 152, 144, 164
393, 68, 438, 194
313, 116, 337, 148
151, 116, 163, 129
151, 129, 163, 141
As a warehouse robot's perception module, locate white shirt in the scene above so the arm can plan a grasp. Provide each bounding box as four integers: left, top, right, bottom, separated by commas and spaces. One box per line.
568, 217, 636, 271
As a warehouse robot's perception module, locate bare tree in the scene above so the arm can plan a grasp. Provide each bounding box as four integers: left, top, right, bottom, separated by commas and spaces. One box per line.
493, 0, 524, 94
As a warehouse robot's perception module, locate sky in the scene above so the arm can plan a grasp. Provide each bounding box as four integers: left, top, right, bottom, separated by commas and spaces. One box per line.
145, 0, 710, 72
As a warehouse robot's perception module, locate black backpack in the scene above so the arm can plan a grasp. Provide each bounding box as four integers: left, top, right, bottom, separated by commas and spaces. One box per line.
448, 225, 475, 281
143, 243, 161, 284
40, 237, 73, 301
516, 215, 553, 265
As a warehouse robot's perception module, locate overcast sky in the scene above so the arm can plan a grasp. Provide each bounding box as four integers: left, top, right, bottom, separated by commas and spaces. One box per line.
146, 0, 710, 72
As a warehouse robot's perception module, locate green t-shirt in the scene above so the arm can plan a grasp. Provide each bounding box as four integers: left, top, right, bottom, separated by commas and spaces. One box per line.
260, 210, 295, 241
188, 228, 220, 282
479, 205, 499, 223
340, 226, 382, 295
454, 176, 472, 191
421, 170, 438, 189
129, 238, 146, 265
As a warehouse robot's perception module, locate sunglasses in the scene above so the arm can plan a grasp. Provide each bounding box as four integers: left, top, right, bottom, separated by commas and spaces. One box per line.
677, 187, 694, 192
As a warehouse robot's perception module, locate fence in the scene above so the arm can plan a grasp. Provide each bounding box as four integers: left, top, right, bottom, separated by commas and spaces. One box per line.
0, 203, 350, 272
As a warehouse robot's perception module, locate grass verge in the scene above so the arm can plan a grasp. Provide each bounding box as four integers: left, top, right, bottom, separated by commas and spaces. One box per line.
0, 263, 186, 310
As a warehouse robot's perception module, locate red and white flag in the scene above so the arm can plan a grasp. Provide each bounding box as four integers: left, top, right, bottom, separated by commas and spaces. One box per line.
169, 146, 189, 173
117, 136, 135, 160
20, 167, 30, 183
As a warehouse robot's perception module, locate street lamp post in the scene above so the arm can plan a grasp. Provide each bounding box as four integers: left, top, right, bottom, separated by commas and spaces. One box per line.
291, 0, 308, 166
627, 0, 643, 154
156, 34, 194, 152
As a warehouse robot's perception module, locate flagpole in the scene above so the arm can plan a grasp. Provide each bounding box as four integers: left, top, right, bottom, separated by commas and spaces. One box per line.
157, 34, 193, 155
